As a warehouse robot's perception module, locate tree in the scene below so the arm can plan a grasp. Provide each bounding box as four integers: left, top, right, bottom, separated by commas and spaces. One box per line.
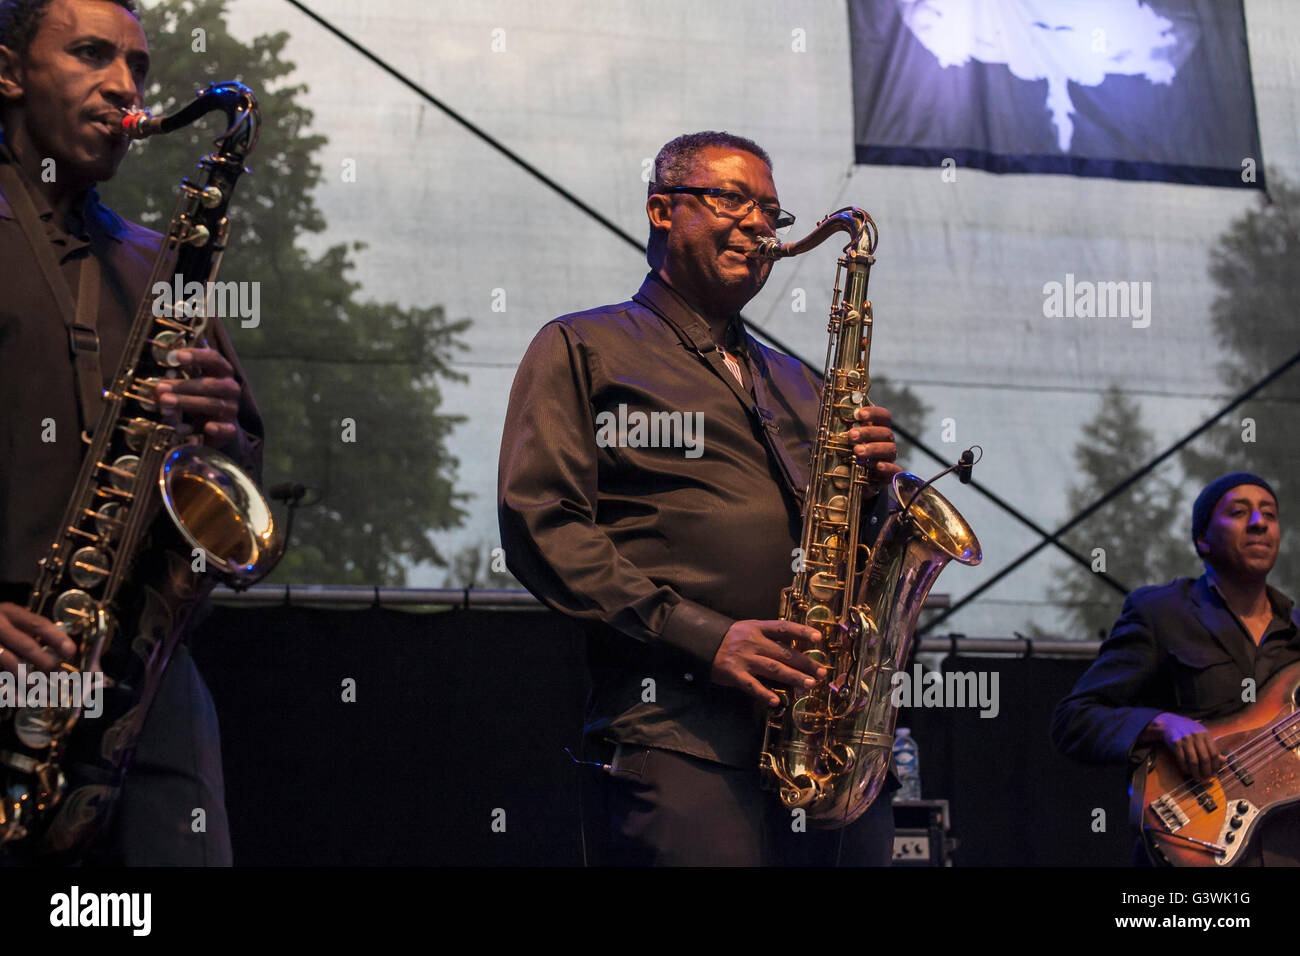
1181, 173, 1300, 595
871, 378, 929, 471
1047, 386, 1197, 639
442, 540, 521, 589
101, 0, 470, 584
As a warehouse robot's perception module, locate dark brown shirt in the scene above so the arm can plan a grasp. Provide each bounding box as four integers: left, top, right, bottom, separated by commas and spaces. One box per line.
0, 144, 263, 589
499, 272, 854, 767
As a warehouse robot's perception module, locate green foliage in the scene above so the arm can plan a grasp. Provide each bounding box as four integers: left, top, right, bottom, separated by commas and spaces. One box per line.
1050, 386, 1197, 640
100, 0, 470, 584
870, 377, 929, 470
1040, 175, 1300, 639
1181, 172, 1300, 596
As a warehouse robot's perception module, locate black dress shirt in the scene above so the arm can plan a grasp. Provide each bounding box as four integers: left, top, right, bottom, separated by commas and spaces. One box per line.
499, 272, 852, 767
0, 141, 263, 590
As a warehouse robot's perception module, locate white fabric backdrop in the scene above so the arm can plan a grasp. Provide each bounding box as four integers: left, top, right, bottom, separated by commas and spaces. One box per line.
220, 0, 1300, 636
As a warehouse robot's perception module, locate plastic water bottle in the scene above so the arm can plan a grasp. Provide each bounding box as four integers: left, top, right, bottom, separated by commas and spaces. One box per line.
893, 727, 921, 803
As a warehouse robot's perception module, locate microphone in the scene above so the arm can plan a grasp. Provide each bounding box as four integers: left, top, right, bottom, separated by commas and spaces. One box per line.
269, 482, 308, 504
958, 449, 975, 484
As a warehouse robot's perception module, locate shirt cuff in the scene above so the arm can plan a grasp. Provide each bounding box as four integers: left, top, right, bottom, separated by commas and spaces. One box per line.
658, 598, 734, 669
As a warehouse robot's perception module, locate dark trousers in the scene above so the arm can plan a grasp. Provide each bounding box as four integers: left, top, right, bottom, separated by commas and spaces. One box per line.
580, 744, 895, 866
90, 643, 232, 866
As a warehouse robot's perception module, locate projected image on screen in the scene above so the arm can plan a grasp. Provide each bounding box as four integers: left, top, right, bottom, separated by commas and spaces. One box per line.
897, 0, 1198, 151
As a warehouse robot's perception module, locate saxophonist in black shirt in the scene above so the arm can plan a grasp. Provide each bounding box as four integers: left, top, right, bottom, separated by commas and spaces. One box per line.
499, 131, 900, 866
0, 0, 262, 864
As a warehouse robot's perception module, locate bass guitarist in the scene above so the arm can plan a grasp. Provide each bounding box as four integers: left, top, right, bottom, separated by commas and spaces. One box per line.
1052, 472, 1300, 865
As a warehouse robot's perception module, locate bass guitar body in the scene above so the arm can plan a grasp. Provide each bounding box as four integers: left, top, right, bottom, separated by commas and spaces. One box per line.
1128, 658, 1300, 868
1131, 659, 1300, 866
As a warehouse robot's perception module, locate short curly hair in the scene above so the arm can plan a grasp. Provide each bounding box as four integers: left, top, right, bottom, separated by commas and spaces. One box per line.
0, 0, 139, 55
646, 130, 774, 268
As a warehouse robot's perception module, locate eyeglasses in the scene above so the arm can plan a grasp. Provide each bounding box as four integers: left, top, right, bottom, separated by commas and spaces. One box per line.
653, 184, 796, 232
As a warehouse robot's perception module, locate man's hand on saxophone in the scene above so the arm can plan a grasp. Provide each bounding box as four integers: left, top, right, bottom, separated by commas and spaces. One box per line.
847, 404, 902, 484
710, 620, 828, 707
0, 604, 77, 675
154, 347, 244, 445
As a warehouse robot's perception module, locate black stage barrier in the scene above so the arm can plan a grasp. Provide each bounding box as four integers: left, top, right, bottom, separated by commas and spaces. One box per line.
191, 606, 1130, 866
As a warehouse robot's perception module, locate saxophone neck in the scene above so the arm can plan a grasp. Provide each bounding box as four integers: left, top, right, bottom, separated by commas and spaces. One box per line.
748, 207, 877, 261
122, 82, 260, 158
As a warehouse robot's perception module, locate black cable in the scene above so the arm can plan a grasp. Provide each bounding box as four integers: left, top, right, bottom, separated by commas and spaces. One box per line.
282, 0, 643, 257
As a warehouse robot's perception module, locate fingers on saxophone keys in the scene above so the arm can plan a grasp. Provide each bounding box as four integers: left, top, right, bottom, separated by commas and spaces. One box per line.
203, 421, 239, 443
0, 604, 75, 664
766, 656, 821, 689
0, 635, 63, 674
160, 394, 239, 421
775, 642, 828, 683
854, 405, 892, 427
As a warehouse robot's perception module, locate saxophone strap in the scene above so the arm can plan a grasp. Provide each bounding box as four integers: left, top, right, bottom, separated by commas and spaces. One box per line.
0, 162, 104, 434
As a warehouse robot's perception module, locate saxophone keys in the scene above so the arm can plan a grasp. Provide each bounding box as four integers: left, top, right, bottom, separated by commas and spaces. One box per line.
51, 590, 97, 636
118, 418, 154, 452
791, 696, 828, 733
151, 330, 184, 365
805, 604, 835, 629
823, 743, 853, 775
826, 465, 851, 493
780, 779, 814, 809
824, 495, 849, 525
91, 502, 126, 539
808, 573, 840, 601
183, 223, 210, 247
835, 397, 861, 422
68, 547, 111, 589
103, 455, 140, 491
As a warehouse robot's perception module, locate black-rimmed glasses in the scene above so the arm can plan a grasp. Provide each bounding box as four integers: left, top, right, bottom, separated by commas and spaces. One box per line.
653, 184, 796, 232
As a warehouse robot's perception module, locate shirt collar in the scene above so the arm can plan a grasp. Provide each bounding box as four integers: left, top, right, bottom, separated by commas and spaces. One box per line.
1203, 567, 1295, 623
634, 271, 747, 353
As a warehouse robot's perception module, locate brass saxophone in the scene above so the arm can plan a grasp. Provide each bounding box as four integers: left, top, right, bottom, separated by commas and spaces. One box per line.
753, 208, 981, 827
0, 83, 282, 854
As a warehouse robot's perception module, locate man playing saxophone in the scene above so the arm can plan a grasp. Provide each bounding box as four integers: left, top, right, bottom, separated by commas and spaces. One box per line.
499, 131, 900, 865
0, 0, 261, 863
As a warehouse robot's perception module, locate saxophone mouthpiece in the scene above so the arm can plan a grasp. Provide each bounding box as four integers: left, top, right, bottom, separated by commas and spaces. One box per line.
747, 236, 786, 260
121, 108, 160, 139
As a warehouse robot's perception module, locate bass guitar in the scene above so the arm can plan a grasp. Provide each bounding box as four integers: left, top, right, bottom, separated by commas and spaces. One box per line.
1131, 659, 1300, 866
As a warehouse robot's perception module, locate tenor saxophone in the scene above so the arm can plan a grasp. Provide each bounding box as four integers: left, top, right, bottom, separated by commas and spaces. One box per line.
0, 83, 282, 855
753, 208, 981, 827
